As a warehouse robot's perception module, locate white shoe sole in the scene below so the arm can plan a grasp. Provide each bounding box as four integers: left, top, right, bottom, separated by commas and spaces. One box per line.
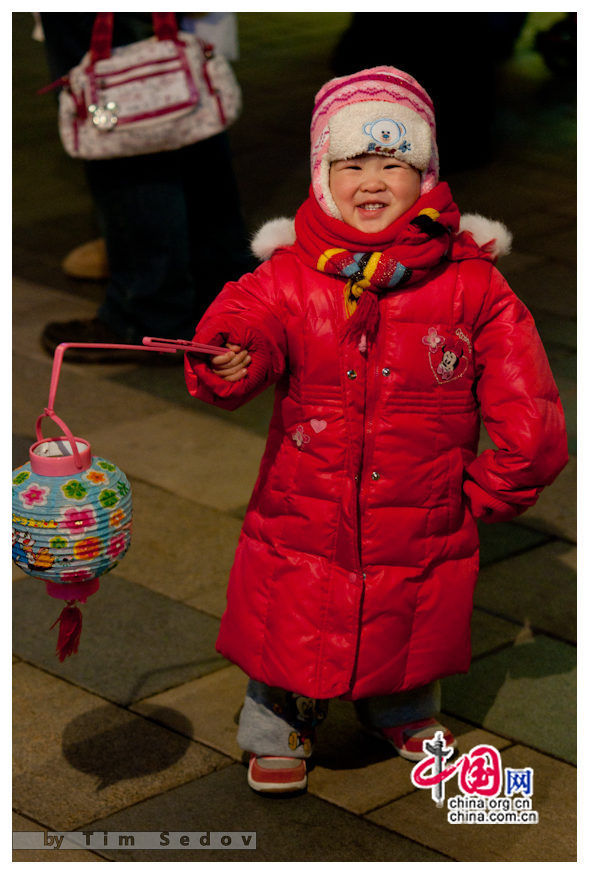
247, 759, 307, 793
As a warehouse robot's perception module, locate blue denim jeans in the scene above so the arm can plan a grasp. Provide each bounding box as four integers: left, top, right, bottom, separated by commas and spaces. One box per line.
238, 679, 442, 758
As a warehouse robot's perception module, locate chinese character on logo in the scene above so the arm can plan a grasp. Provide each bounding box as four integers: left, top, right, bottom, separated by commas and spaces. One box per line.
504, 767, 533, 797
409, 731, 456, 807
457, 745, 502, 797
411, 743, 503, 805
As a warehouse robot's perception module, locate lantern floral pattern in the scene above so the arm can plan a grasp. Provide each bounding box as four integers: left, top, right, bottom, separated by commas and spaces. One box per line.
19, 482, 51, 508
13, 470, 30, 486
107, 532, 127, 560
60, 504, 97, 534
12, 454, 132, 585
109, 508, 125, 528
73, 537, 104, 561
84, 469, 108, 485
61, 480, 89, 500
98, 489, 119, 508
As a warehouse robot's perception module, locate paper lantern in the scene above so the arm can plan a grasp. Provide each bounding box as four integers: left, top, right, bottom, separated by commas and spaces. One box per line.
12, 336, 225, 660
12, 414, 133, 660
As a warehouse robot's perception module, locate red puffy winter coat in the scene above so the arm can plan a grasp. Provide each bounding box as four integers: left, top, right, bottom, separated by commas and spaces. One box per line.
185, 224, 567, 700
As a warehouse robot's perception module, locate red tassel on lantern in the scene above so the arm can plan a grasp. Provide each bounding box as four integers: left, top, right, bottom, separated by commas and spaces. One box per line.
50, 602, 83, 661
46, 578, 100, 661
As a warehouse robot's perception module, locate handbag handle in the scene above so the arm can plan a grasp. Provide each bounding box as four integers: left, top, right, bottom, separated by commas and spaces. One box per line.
90, 12, 179, 63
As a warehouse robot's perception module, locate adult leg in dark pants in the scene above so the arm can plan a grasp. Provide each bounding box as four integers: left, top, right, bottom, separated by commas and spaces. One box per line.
39, 12, 254, 360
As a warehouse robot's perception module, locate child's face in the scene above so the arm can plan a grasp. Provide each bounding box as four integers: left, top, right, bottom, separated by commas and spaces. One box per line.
329, 154, 421, 233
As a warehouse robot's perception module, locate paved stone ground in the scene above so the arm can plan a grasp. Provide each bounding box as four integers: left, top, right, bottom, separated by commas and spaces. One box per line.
12, 13, 575, 863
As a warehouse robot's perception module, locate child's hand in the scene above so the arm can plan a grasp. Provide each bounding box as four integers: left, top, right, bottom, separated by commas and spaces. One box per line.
211, 343, 251, 382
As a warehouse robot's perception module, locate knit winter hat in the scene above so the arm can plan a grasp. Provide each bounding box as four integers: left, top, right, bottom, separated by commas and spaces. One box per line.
310, 66, 439, 219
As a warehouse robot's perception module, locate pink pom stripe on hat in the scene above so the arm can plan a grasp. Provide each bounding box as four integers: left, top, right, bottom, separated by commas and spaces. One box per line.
310, 66, 439, 218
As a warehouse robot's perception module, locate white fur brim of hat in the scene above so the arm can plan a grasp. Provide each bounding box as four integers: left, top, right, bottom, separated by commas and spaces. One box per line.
320, 101, 433, 219
251, 213, 512, 262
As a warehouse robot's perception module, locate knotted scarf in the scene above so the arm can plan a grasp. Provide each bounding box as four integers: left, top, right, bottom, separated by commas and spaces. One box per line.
294, 182, 462, 345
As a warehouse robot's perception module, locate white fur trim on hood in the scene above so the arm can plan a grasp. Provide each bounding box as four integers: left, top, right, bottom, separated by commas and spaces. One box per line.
459, 213, 512, 260
251, 218, 296, 261
251, 213, 512, 261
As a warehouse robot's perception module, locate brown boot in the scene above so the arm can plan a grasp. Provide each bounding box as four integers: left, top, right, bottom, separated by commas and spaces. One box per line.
61, 238, 109, 280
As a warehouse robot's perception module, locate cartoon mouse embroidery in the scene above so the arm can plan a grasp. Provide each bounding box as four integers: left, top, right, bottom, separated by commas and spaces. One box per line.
436, 338, 465, 381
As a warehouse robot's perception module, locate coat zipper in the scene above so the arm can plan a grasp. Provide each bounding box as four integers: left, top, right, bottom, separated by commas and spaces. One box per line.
354, 355, 368, 573
347, 339, 379, 692
94, 65, 185, 90
357, 336, 380, 562
92, 54, 183, 80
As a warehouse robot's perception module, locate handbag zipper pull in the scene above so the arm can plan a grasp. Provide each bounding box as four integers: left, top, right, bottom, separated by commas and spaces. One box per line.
200, 41, 215, 60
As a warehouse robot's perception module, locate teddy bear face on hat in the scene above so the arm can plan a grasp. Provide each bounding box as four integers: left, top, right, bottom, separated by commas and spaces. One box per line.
310, 66, 439, 220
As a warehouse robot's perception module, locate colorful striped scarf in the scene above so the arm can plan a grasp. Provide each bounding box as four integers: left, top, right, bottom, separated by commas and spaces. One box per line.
294, 182, 461, 344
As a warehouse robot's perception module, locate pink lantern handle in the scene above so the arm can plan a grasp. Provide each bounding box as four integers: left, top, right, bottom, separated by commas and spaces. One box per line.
45, 337, 227, 411
141, 336, 227, 356
36, 337, 227, 470
34, 408, 88, 470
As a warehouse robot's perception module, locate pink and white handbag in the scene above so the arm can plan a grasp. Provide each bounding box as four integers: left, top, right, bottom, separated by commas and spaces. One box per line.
46, 12, 241, 160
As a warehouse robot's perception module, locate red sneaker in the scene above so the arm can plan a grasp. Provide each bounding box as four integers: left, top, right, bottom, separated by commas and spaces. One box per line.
376, 717, 455, 762
247, 754, 307, 794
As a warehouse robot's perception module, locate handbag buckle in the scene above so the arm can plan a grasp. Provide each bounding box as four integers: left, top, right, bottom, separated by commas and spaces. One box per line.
88, 102, 119, 131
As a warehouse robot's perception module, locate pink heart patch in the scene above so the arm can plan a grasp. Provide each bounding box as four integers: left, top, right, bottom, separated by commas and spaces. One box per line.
310, 419, 327, 433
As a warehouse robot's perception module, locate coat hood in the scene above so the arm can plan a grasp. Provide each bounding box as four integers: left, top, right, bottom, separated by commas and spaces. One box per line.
251, 212, 512, 262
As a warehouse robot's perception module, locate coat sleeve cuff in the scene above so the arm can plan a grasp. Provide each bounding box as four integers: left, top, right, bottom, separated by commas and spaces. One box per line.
184, 327, 277, 410
463, 479, 522, 524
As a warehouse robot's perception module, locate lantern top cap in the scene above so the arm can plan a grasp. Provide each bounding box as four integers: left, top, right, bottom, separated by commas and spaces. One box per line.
29, 437, 92, 476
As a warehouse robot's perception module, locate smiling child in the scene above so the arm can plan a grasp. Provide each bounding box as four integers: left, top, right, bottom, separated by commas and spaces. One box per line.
185, 66, 567, 794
